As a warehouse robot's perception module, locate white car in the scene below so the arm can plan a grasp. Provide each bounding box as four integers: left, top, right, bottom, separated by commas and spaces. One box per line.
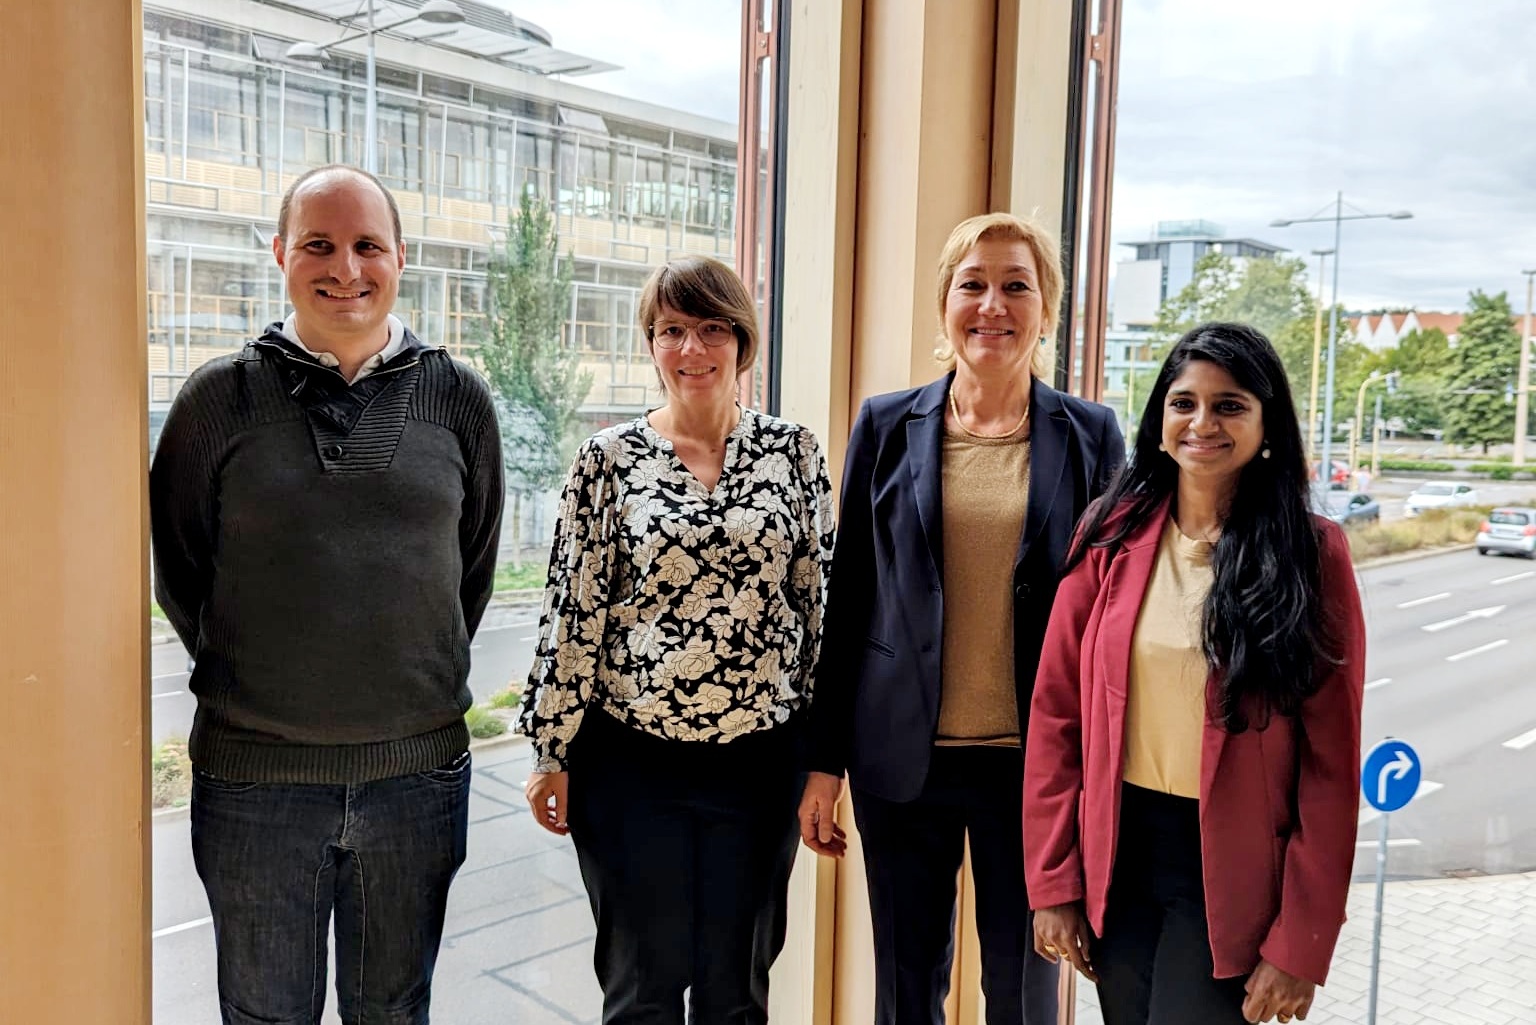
1404, 482, 1478, 517
1476, 507, 1536, 559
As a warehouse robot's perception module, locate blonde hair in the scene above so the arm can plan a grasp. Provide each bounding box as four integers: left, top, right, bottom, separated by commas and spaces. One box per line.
932, 212, 1064, 378
637, 256, 759, 374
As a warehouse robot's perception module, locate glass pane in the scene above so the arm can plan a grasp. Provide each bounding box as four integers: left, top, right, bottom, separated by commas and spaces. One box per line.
146, 3, 763, 1023
1084, 2, 1536, 1022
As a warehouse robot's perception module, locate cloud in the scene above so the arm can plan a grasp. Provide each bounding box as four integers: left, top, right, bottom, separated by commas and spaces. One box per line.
1112, 0, 1536, 312
482, 0, 741, 124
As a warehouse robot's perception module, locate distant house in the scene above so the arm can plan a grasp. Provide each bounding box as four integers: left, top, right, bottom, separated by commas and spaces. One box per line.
1347, 311, 1464, 350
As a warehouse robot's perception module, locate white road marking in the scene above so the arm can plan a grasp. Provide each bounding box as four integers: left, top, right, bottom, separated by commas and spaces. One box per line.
518, 634, 538, 642
1354, 838, 1422, 849
152, 690, 184, 699
1422, 606, 1506, 632
1359, 780, 1443, 826
1445, 639, 1510, 662
1502, 727, 1536, 751
152, 672, 188, 681
1492, 571, 1536, 586
1397, 592, 1451, 609
1365, 678, 1392, 691
152, 917, 212, 939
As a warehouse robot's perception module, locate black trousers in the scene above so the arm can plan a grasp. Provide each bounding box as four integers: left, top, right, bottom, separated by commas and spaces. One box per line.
1093, 783, 1249, 1025
852, 746, 1059, 1025
567, 710, 805, 1025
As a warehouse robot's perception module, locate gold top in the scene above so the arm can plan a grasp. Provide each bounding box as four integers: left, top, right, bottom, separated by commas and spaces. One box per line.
935, 426, 1031, 747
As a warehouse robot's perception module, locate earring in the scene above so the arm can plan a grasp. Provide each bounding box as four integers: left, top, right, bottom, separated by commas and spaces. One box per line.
1158, 442, 1167, 452
1261, 443, 1271, 459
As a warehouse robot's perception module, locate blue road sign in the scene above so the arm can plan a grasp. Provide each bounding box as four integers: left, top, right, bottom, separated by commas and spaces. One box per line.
1362, 739, 1421, 813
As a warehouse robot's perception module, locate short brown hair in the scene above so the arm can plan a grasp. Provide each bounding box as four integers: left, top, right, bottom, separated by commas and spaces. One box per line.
276, 164, 403, 248
933, 212, 1064, 378
637, 256, 760, 374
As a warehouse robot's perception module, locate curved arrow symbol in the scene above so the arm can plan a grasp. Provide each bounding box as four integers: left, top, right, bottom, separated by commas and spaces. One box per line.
1377, 751, 1413, 806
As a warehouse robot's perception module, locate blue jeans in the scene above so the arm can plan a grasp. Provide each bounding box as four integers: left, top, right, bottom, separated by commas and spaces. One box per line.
190, 752, 472, 1025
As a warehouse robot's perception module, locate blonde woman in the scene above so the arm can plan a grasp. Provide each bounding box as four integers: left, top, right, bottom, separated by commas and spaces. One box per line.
519, 256, 835, 1025
799, 213, 1124, 1023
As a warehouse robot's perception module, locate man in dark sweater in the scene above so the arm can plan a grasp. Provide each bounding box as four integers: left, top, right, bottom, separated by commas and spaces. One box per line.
150, 164, 503, 1025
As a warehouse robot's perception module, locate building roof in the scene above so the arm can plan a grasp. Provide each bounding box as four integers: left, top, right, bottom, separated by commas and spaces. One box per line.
262, 0, 619, 77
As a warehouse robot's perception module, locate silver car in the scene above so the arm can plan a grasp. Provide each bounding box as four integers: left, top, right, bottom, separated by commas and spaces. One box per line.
1476, 507, 1536, 559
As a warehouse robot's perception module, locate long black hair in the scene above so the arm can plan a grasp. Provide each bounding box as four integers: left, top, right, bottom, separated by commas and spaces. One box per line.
1067, 322, 1330, 731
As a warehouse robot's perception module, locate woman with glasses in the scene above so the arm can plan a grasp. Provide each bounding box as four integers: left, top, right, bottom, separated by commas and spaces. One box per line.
799, 212, 1124, 1024
1024, 323, 1365, 1025
518, 255, 835, 1025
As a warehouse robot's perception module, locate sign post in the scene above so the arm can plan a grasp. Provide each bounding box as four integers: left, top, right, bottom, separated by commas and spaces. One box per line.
1360, 738, 1422, 1025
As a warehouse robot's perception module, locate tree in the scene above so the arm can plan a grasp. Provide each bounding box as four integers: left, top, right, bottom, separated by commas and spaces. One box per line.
1364, 328, 1452, 435
1443, 290, 1520, 452
1138, 252, 1323, 422
476, 191, 593, 564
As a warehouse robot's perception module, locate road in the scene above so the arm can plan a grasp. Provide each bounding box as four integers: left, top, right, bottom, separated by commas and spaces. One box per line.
1349, 546, 1536, 881
1362, 474, 1536, 523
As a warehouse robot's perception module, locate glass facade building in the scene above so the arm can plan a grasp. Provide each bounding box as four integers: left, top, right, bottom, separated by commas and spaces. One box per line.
143, 0, 742, 425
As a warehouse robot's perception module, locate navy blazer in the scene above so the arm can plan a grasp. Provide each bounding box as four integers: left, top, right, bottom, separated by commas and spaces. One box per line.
807, 373, 1125, 802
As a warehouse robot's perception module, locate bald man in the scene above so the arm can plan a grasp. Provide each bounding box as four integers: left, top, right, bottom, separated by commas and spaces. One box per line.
151, 164, 504, 1024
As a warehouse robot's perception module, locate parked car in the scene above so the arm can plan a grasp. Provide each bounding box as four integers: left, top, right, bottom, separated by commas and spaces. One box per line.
1404, 482, 1478, 517
1476, 507, 1536, 559
1316, 490, 1381, 528
1311, 459, 1350, 488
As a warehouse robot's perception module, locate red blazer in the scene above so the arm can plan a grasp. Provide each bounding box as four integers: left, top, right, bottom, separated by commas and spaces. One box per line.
1023, 502, 1364, 985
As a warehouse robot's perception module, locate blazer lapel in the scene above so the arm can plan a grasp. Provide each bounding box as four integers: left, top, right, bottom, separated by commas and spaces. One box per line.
906, 376, 950, 583
1016, 379, 1070, 566
1100, 504, 1171, 788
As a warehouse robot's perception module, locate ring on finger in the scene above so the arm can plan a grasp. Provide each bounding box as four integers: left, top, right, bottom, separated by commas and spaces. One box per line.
1043, 944, 1059, 955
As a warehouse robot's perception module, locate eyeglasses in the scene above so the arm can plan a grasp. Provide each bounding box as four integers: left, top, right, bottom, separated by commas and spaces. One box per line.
649, 318, 737, 349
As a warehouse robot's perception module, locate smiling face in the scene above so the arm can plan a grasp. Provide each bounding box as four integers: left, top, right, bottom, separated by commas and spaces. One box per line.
272, 171, 405, 351
1161, 358, 1266, 487
942, 238, 1045, 378
647, 303, 741, 407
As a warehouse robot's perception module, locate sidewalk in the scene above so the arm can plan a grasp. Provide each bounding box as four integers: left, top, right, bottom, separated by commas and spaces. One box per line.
1072, 871, 1536, 1024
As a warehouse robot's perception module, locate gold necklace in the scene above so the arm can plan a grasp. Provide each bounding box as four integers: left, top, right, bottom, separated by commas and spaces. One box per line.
948, 390, 1029, 439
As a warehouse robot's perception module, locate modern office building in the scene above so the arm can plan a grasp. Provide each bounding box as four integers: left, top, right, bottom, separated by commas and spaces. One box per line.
1112, 218, 1287, 327
143, 0, 742, 426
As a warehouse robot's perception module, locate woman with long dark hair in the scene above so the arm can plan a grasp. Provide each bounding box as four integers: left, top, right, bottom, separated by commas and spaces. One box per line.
1024, 322, 1365, 1025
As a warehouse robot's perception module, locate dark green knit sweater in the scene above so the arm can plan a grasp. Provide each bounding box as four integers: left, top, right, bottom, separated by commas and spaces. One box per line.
150, 326, 504, 783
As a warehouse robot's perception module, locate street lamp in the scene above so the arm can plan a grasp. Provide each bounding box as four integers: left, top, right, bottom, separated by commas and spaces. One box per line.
1517, 269, 1535, 466
285, 0, 466, 175
1351, 370, 1392, 478
1305, 247, 1335, 459
1271, 193, 1412, 484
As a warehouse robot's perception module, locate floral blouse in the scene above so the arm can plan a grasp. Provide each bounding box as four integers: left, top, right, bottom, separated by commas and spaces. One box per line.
517, 408, 836, 772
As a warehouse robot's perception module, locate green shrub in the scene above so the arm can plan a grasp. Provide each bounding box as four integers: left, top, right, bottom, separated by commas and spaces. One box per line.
151, 738, 192, 809
1377, 458, 1456, 473
487, 685, 523, 710
1346, 506, 1491, 561
494, 562, 546, 592
1470, 463, 1514, 480
464, 703, 507, 739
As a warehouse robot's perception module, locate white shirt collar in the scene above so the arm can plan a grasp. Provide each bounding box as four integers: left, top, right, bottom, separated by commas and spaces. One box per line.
280, 314, 407, 385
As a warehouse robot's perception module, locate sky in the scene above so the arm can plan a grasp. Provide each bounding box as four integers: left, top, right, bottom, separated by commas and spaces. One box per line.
493, 0, 1536, 315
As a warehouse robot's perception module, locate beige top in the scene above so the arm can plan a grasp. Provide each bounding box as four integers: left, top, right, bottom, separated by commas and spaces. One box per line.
1122, 519, 1215, 798
935, 423, 1031, 746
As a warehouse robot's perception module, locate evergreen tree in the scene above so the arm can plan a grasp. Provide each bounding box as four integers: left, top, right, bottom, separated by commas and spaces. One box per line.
477, 192, 593, 563
1443, 291, 1519, 453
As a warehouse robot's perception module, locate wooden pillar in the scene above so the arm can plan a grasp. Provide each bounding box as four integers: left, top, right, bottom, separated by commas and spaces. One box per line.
0, 2, 151, 1022
776, 1, 1081, 1022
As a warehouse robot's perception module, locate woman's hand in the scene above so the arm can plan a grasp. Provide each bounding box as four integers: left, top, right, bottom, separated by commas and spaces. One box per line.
1033, 902, 1098, 982
1242, 959, 1315, 1023
797, 771, 848, 857
525, 770, 570, 836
